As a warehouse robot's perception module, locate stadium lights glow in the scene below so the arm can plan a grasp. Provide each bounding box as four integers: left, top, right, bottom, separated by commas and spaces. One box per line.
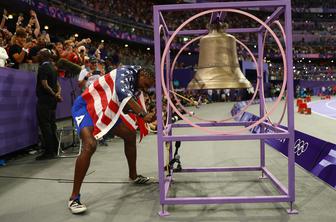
101, 40, 104, 43
332, 60, 334, 63
44, 25, 49, 30
188, 52, 192, 55
254, 45, 257, 48
8, 14, 13, 19
131, 28, 135, 32
146, 47, 150, 51
125, 44, 128, 48
74, 33, 78, 38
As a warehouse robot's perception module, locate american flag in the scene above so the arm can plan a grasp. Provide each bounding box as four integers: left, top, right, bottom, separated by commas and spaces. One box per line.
81, 68, 148, 140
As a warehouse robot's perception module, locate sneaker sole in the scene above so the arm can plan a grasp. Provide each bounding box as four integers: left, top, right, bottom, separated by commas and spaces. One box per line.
69, 207, 87, 214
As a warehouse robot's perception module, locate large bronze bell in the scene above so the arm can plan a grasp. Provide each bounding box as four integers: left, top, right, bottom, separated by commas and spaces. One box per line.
187, 24, 252, 90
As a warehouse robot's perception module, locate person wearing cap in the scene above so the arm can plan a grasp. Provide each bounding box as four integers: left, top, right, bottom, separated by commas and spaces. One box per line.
78, 56, 101, 90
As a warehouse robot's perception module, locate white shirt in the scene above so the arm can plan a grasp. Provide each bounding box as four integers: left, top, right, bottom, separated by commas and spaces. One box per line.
0, 47, 8, 67
78, 68, 100, 89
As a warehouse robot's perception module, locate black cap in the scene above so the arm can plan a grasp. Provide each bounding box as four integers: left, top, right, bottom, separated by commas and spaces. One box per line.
89, 56, 97, 63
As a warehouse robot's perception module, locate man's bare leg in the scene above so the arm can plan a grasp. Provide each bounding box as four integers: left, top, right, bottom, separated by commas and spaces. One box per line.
70, 126, 97, 199
111, 123, 137, 180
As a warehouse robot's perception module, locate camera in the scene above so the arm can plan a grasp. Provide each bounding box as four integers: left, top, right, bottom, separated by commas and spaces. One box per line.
45, 42, 55, 50
92, 70, 101, 76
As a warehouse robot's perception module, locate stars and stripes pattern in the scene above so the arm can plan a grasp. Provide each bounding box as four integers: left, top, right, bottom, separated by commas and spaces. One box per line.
81, 68, 147, 140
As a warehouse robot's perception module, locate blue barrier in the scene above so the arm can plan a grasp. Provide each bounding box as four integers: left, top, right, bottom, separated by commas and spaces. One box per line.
231, 101, 336, 189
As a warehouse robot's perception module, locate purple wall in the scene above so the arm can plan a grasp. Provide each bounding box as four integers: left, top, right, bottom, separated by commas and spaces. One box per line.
56, 77, 81, 119
0, 68, 38, 156
0, 67, 80, 156
299, 80, 336, 89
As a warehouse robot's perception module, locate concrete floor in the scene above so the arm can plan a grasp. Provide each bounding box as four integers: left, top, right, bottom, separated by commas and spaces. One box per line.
0, 99, 335, 222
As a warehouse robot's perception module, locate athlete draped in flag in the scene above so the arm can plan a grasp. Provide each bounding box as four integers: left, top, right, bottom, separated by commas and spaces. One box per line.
68, 65, 155, 214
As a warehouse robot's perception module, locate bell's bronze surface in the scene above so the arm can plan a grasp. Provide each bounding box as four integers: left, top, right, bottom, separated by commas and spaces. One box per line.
188, 26, 252, 90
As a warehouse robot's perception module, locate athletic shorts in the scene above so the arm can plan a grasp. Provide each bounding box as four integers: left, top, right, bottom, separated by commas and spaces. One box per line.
72, 96, 122, 135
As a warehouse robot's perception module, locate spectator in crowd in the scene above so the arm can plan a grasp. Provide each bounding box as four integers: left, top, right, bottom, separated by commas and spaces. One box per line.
78, 56, 101, 90
0, 36, 8, 67
28, 35, 48, 63
77, 45, 87, 66
68, 66, 156, 214
95, 42, 104, 60
35, 49, 63, 160
8, 27, 31, 69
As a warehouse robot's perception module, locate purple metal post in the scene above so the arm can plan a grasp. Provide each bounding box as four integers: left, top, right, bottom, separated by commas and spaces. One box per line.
153, 6, 169, 217
165, 34, 173, 167
258, 32, 266, 177
154, 0, 296, 216
284, 0, 298, 214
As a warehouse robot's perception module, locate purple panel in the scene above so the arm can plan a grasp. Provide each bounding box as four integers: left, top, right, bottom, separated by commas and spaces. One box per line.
266, 129, 330, 171
56, 77, 81, 119
234, 107, 336, 189
0, 68, 38, 156
299, 80, 336, 89
311, 146, 336, 188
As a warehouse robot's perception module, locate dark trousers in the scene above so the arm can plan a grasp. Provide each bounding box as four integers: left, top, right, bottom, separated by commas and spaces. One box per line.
37, 104, 58, 155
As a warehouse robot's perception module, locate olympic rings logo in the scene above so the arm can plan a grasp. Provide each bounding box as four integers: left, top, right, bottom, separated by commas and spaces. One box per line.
294, 139, 309, 156
278, 138, 287, 143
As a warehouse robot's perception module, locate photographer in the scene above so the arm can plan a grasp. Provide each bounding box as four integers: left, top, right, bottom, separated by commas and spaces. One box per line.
78, 56, 101, 90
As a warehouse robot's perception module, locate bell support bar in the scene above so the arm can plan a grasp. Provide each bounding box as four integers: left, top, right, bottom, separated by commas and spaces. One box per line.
153, 1, 287, 11
168, 28, 259, 36
258, 7, 285, 32
159, 12, 170, 35
209, 12, 227, 24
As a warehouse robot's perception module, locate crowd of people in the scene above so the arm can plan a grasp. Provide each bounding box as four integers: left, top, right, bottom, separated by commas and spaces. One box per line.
1, 0, 335, 83
268, 62, 336, 81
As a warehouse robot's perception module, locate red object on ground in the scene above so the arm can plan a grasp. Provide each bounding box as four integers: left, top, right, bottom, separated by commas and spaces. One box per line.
305, 108, 312, 115
296, 98, 303, 106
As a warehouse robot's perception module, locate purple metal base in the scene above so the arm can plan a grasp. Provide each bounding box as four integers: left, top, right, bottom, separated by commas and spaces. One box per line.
287, 209, 299, 214
258, 174, 268, 179
287, 204, 299, 215
158, 206, 170, 216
